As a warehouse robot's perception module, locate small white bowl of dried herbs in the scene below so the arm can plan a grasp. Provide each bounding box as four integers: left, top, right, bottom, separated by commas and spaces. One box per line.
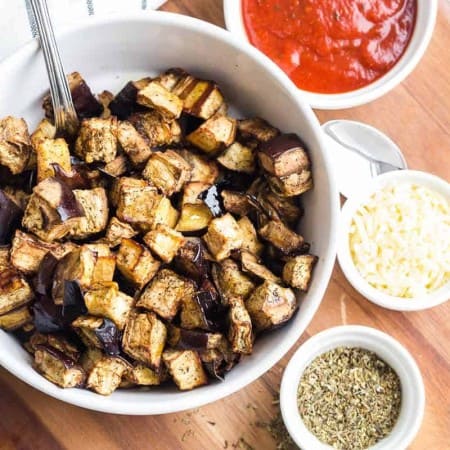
280, 325, 425, 450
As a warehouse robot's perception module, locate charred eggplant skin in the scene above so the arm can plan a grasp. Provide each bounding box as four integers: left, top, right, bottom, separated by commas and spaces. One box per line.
0, 190, 22, 244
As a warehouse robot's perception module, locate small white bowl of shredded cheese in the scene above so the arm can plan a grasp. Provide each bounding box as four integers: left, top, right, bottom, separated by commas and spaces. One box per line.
338, 170, 450, 311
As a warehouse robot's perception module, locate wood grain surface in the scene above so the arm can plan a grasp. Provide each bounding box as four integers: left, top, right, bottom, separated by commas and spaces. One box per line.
1, 1, 449, 449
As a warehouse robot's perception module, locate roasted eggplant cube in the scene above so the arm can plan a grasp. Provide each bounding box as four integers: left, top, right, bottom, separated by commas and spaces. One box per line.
245, 281, 297, 332
228, 298, 253, 355
0, 247, 9, 270
203, 213, 243, 261
79, 347, 103, 374
258, 220, 304, 254
237, 117, 279, 143
71, 315, 105, 348
142, 150, 191, 196
122, 311, 167, 369
162, 349, 208, 391
168, 326, 224, 351
117, 120, 152, 166
84, 282, 133, 330
0, 306, 32, 331
137, 81, 183, 120
104, 217, 138, 247
75, 117, 118, 164
34, 345, 85, 388
237, 217, 263, 256
177, 149, 219, 184
86, 356, 129, 395
173, 238, 209, 281
268, 170, 313, 197
36, 138, 71, 182
221, 190, 252, 217
217, 142, 256, 174
282, 254, 318, 291
0, 116, 33, 174
150, 196, 179, 230
108, 78, 151, 120
176, 203, 213, 233
116, 238, 160, 287
31, 118, 56, 148
187, 114, 236, 154
137, 269, 194, 321
97, 90, 114, 118
102, 154, 128, 178
126, 364, 163, 386
240, 250, 280, 283
110, 176, 149, 207
264, 190, 303, 227
143, 225, 185, 263
0, 269, 33, 315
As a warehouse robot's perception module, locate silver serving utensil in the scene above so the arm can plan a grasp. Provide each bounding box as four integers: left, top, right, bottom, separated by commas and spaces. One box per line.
29, 0, 79, 138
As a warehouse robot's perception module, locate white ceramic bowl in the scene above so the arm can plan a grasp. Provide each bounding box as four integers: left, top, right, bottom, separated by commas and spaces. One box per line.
338, 170, 450, 312
0, 12, 339, 414
224, 0, 438, 110
280, 326, 425, 450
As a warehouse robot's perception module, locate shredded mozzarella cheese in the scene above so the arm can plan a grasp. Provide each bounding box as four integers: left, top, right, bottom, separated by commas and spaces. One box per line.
349, 183, 450, 298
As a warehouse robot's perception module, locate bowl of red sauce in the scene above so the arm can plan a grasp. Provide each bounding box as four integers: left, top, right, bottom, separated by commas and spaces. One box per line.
224, 0, 437, 109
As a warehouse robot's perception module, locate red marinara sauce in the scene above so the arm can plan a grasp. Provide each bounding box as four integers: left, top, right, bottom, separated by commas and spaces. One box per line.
242, 0, 417, 93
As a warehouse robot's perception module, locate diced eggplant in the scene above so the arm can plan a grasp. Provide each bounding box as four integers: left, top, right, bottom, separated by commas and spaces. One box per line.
101, 154, 129, 178
137, 81, 183, 120
104, 217, 138, 248
116, 238, 160, 288
268, 170, 313, 197
110, 176, 150, 207
237, 217, 263, 256
228, 297, 253, 355
155, 68, 187, 91
237, 117, 279, 143
162, 349, 208, 391
122, 311, 167, 369
0, 189, 23, 244
173, 238, 209, 282
33, 252, 59, 296
203, 213, 242, 261
137, 269, 194, 321
0, 269, 33, 315
0, 246, 9, 270
181, 181, 211, 206
79, 347, 103, 374
117, 120, 152, 166
240, 250, 281, 283
245, 281, 297, 332
51, 163, 101, 190
258, 220, 304, 255
29, 332, 82, 361
126, 364, 164, 386
282, 254, 318, 291
1, 186, 29, 211
217, 142, 256, 174
86, 356, 129, 395
62, 280, 87, 324
109, 78, 150, 120
32, 296, 64, 333
143, 224, 185, 263
175, 203, 213, 233
36, 138, 71, 182
30, 118, 56, 148
264, 190, 303, 227
0, 305, 32, 331
168, 326, 223, 351
148, 196, 179, 230
0, 116, 33, 175
97, 90, 114, 118
221, 190, 252, 216
177, 149, 219, 184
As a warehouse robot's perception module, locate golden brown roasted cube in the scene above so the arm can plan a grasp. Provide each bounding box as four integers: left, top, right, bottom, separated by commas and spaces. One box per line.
0, 116, 33, 174
240, 251, 280, 283
0, 269, 33, 315
237, 217, 263, 256
117, 120, 152, 166
102, 155, 128, 178
258, 220, 304, 254
86, 356, 129, 395
97, 90, 114, 118
217, 142, 256, 174
137, 269, 194, 321
176, 204, 212, 233
126, 364, 163, 386
137, 81, 183, 119
264, 190, 303, 227
187, 114, 236, 154
0, 247, 9, 270
177, 149, 219, 184
143, 224, 185, 263
122, 311, 167, 368
116, 238, 160, 287
30, 333, 80, 361
228, 297, 253, 355
221, 190, 252, 217
110, 176, 148, 207
71, 315, 105, 348
142, 150, 191, 196
179, 292, 208, 330
84, 282, 133, 330
203, 213, 242, 261
30, 118, 56, 148
36, 138, 71, 182
0, 305, 32, 331
104, 217, 138, 247
34, 345, 86, 388
268, 170, 313, 197
167, 326, 224, 350
75, 117, 118, 163
178, 80, 224, 120
150, 196, 179, 230
181, 182, 210, 205
237, 117, 279, 142
282, 255, 318, 291
79, 347, 103, 374
162, 349, 208, 391
245, 281, 297, 332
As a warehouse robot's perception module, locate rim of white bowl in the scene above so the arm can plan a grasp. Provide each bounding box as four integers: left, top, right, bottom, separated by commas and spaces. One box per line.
280, 325, 425, 450
223, 0, 438, 110
338, 170, 450, 312
0, 11, 340, 415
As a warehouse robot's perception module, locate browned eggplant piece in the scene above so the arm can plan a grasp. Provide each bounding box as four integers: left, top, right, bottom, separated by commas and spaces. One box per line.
258, 220, 304, 255
155, 68, 188, 91
34, 344, 86, 388
240, 250, 281, 283
173, 238, 209, 282
0, 269, 33, 315
117, 120, 152, 166
268, 170, 313, 197
211, 259, 256, 303
109, 78, 150, 120
32, 296, 64, 333
1, 186, 29, 211
264, 190, 303, 227
101, 154, 129, 178
137, 81, 183, 120
97, 90, 114, 118
137, 269, 195, 321
162, 349, 208, 391
110, 176, 150, 207
103, 217, 138, 248
116, 238, 160, 288
61, 280, 87, 324
168, 326, 223, 351
177, 149, 219, 184
175, 203, 213, 233
237, 117, 279, 143
237, 217, 263, 256
0, 305, 32, 330
200, 346, 240, 381
43, 72, 102, 120
148, 196, 179, 230
30, 118, 56, 148
203, 213, 243, 261
75, 117, 118, 164
29, 332, 82, 360
122, 311, 167, 369
217, 142, 256, 174
282, 254, 318, 291
36, 138, 71, 182
86, 355, 130, 395
143, 224, 185, 263
79, 347, 103, 374
0, 246, 9, 270
51, 163, 102, 190
142, 150, 191, 196
84, 281, 133, 330
228, 297, 253, 355
0, 116, 33, 175
245, 281, 297, 332
33, 252, 58, 297
125, 364, 164, 386
221, 190, 253, 216
0, 189, 23, 244
181, 181, 211, 206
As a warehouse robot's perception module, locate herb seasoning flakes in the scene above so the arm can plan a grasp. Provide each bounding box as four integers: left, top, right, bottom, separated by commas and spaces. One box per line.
297, 347, 401, 450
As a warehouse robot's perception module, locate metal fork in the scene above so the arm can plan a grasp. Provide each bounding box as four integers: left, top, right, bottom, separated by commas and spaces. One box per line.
29, 0, 79, 138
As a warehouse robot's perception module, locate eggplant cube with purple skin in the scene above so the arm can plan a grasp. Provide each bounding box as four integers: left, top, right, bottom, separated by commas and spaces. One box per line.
117, 120, 152, 166
245, 281, 297, 332
268, 170, 313, 197
228, 297, 253, 355
143, 224, 185, 264
258, 220, 304, 255
162, 349, 208, 391
137, 269, 194, 321
237, 117, 279, 143
86, 355, 130, 395
0, 305, 32, 331
203, 213, 243, 261
122, 311, 167, 369
240, 250, 281, 283
137, 81, 183, 120
36, 138, 71, 182
0, 269, 33, 316
282, 254, 318, 291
